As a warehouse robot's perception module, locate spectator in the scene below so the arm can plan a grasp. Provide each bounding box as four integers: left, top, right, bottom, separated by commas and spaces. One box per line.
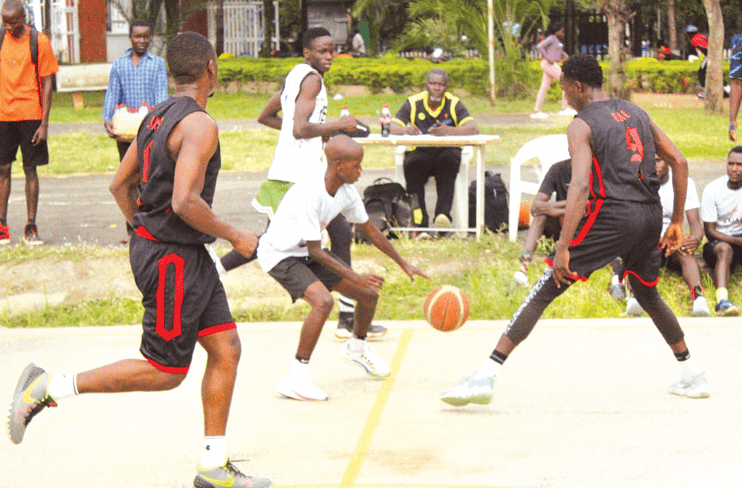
685, 25, 730, 99
530, 21, 575, 120
102, 19, 168, 244
390, 68, 478, 233
512, 158, 624, 298
0, 0, 58, 246
728, 31, 742, 141
700, 146, 742, 316
351, 29, 366, 57
624, 156, 710, 316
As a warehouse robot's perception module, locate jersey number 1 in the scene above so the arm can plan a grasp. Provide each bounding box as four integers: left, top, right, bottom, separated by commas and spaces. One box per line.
625, 127, 644, 163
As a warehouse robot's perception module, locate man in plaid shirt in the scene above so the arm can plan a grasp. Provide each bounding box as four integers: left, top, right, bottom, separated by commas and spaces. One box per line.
103, 19, 168, 243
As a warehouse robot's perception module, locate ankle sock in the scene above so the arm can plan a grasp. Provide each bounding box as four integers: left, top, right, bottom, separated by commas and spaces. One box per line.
348, 336, 365, 352
201, 436, 227, 469
47, 373, 78, 400
479, 358, 501, 378
691, 286, 703, 300
677, 355, 702, 380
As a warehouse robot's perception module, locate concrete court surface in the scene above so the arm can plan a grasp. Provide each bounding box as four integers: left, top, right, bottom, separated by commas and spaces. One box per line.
1, 317, 741, 488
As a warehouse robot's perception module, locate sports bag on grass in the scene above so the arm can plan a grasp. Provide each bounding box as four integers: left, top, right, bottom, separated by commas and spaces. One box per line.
354, 178, 422, 243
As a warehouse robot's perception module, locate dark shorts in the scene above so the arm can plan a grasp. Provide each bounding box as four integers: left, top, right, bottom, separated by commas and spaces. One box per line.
0, 120, 49, 168
730, 35, 742, 81
547, 200, 662, 285
268, 255, 344, 303
702, 239, 742, 271
129, 234, 235, 374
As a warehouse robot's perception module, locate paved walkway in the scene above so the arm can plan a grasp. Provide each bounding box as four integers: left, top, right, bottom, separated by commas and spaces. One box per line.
1, 317, 740, 487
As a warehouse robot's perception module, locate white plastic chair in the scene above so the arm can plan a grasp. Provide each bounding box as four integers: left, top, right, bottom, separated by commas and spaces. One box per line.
508, 134, 570, 242
394, 145, 474, 230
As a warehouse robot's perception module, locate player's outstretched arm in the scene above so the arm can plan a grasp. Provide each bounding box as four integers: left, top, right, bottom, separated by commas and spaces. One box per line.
306, 240, 384, 293
171, 111, 258, 255
293, 74, 356, 139
651, 120, 688, 255
110, 141, 140, 225
357, 220, 430, 282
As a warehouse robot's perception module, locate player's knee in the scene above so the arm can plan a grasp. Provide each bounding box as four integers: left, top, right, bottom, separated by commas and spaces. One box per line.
356, 287, 379, 308
714, 241, 733, 259
314, 293, 335, 317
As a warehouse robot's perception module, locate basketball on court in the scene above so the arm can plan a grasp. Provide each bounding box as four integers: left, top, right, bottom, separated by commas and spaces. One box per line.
518, 199, 531, 229
423, 285, 470, 332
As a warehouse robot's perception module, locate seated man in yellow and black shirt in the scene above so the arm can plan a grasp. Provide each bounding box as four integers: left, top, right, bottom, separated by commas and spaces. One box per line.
391, 68, 478, 230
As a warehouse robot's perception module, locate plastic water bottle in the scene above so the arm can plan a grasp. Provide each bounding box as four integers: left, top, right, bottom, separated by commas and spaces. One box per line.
380, 104, 391, 137
340, 105, 350, 117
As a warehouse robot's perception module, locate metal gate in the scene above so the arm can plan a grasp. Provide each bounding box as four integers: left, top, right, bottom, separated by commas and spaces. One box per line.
209, 0, 279, 57
50, 0, 79, 63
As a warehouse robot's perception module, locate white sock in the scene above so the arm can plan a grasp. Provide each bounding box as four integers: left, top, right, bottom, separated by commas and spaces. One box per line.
201, 436, 227, 469
680, 357, 703, 381
338, 294, 355, 314
47, 373, 78, 400
611, 274, 620, 286
290, 358, 310, 378
478, 358, 501, 378
348, 336, 365, 352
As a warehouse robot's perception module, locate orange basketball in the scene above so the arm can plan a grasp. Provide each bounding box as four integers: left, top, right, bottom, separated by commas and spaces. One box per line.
423, 285, 470, 332
518, 199, 531, 230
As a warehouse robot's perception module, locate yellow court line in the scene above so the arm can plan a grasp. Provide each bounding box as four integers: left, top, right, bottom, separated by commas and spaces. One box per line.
339, 328, 415, 488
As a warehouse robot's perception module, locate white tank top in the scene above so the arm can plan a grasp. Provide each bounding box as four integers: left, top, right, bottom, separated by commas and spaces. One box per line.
267, 63, 328, 183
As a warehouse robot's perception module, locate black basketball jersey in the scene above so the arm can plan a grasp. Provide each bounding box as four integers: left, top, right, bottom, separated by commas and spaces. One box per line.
577, 99, 660, 203
132, 96, 220, 245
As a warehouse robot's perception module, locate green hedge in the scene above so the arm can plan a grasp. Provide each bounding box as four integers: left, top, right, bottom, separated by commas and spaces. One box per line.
217, 54, 728, 99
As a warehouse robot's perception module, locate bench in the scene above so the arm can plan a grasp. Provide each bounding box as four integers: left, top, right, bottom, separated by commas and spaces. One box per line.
55, 63, 112, 109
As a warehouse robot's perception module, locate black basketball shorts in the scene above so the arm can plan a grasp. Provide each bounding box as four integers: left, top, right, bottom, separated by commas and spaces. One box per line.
546, 199, 662, 286
0, 120, 49, 168
129, 234, 235, 374
268, 255, 344, 303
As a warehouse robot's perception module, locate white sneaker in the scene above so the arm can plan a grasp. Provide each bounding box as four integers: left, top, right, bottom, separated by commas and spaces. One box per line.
276, 374, 328, 401
625, 297, 644, 316
692, 296, 711, 317
668, 372, 710, 398
440, 371, 495, 407
558, 108, 578, 116
529, 111, 549, 120
339, 341, 391, 378
513, 270, 529, 287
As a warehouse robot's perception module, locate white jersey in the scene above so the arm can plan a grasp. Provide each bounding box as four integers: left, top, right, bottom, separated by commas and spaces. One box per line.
267, 63, 328, 183
701, 175, 742, 236
257, 177, 369, 272
658, 171, 700, 237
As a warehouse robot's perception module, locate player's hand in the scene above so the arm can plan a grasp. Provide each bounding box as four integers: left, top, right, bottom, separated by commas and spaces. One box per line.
401, 263, 430, 283
360, 273, 385, 294
552, 246, 574, 288
681, 235, 700, 253
730, 121, 738, 142
339, 115, 358, 132
427, 121, 450, 136
405, 124, 422, 135
31, 124, 48, 146
660, 222, 684, 256
232, 231, 259, 258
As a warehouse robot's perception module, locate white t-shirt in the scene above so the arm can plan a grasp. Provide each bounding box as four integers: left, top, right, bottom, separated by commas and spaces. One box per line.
658, 172, 700, 236
267, 63, 328, 183
257, 178, 369, 272
701, 175, 742, 236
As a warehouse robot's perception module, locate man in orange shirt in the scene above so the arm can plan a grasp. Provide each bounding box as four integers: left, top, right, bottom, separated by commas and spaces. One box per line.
0, 0, 59, 245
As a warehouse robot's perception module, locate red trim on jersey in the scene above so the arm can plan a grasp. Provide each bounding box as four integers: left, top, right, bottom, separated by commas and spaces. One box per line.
198, 322, 237, 338
544, 257, 587, 282
142, 140, 154, 183
623, 269, 659, 287
570, 198, 603, 247
592, 156, 606, 198
146, 357, 189, 374
136, 226, 160, 241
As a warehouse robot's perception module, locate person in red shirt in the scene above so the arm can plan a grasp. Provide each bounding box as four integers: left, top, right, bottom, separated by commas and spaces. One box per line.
0, 0, 59, 245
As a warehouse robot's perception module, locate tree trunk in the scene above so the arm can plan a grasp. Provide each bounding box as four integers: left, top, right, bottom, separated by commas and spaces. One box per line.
606, 0, 630, 100
260, 0, 274, 57
164, 0, 180, 44
703, 0, 724, 114
667, 0, 677, 51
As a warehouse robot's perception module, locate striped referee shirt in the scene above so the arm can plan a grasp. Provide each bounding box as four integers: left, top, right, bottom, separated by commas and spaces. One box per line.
102, 49, 168, 121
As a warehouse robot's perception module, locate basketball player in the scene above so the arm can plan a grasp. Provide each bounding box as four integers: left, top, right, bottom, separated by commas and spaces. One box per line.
440, 53, 709, 407
259, 135, 428, 401
7, 32, 271, 488
217, 27, 388, 340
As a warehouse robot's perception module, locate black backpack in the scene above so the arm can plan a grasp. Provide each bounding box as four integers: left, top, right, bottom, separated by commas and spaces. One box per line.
468, 171, 509, 233
0, 26, 41, 105
355, 178, 421, 243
